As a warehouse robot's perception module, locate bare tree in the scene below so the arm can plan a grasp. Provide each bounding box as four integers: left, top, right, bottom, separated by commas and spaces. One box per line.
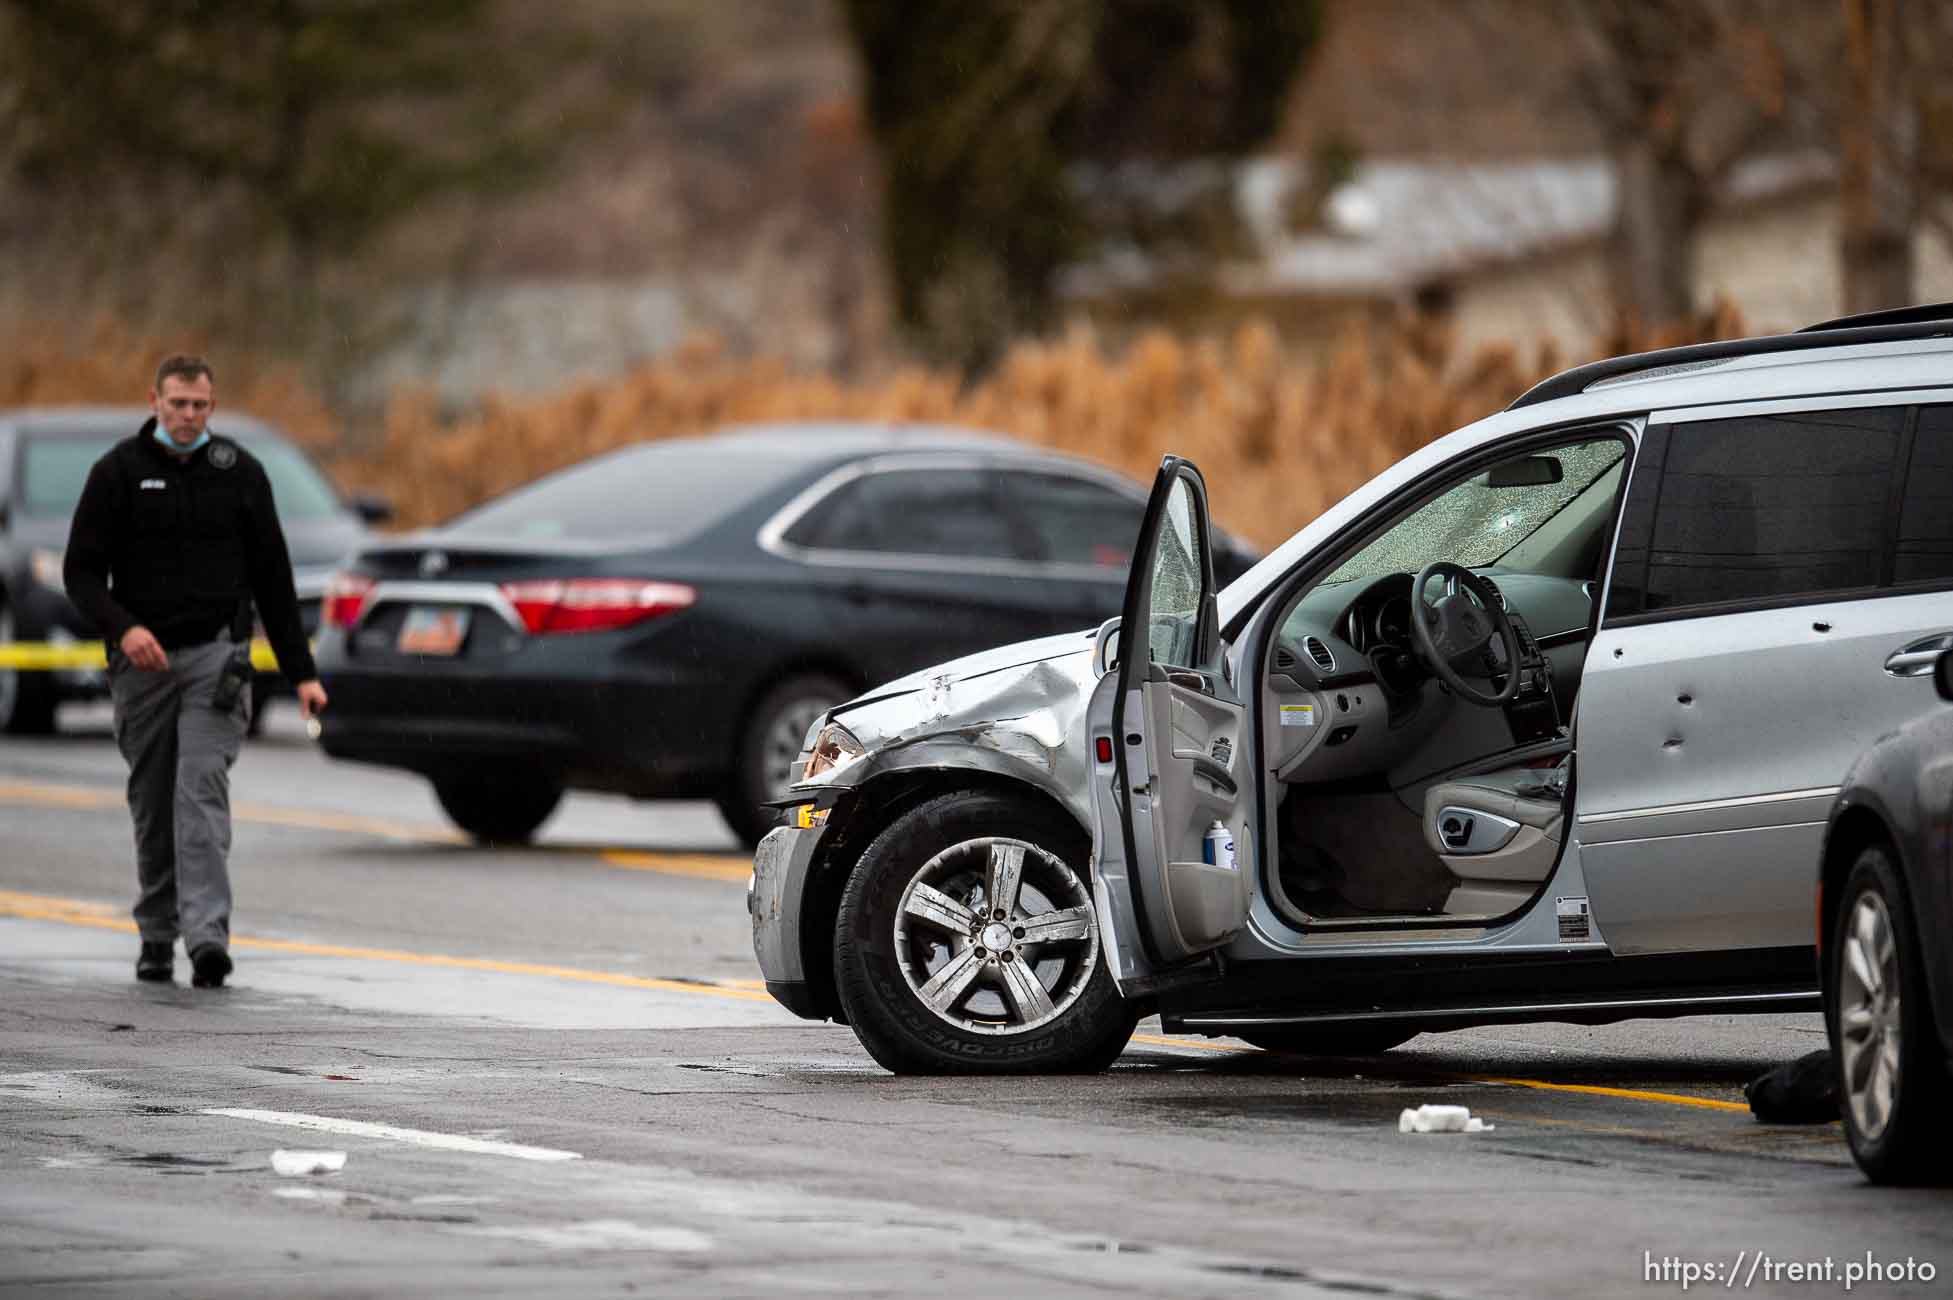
1838, 0, 1920, 313
1561, 2, 1710, 326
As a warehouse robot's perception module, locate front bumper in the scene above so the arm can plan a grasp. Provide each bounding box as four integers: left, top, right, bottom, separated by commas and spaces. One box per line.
750, 822, 831, 1019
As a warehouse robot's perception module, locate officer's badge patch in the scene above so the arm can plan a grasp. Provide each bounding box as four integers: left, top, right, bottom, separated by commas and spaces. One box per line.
209, 441, 237, 469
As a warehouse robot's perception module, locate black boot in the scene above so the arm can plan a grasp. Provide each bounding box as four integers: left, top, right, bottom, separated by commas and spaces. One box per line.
136, 940, 174, 983
190, 946, 232, 989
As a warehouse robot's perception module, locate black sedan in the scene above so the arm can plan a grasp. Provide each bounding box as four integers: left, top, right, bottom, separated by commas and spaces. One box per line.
1818, 646, 1953, 1184
313, 423, 1259, 846
0, 406, 389, 733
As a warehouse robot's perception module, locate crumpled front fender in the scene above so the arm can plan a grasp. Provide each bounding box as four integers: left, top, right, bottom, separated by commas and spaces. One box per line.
806, 652, 1098, 827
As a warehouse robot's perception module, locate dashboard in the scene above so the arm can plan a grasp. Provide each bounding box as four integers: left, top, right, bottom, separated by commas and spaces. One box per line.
1276, 568, 1593, 688
1266, 568, 1593, 786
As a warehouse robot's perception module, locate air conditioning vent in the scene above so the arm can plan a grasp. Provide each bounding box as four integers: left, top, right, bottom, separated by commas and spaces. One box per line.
1303, 636, 1336, 673
1274, 646, 1297, 671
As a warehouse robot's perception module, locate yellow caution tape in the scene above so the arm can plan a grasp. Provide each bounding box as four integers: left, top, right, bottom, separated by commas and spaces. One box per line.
0, 638, 290, 673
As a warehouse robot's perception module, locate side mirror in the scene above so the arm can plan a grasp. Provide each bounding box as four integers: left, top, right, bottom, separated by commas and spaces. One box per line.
1936, 648, 1953, 703
1485, 456, 1563, 489
1093, 617, 1121, 678
348, 492, 394, 525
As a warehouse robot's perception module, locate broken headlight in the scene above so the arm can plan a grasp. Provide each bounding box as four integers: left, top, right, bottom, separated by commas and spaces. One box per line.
800, 719, 866, 783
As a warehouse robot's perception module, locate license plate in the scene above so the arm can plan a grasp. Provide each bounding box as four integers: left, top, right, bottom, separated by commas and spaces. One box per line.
397, 606, 471, 656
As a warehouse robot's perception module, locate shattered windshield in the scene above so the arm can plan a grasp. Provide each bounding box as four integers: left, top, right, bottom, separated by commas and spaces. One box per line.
1321, 439, 1626, 586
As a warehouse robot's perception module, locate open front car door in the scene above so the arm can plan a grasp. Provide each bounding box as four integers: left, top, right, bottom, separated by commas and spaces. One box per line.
1087, 457, 1252, 997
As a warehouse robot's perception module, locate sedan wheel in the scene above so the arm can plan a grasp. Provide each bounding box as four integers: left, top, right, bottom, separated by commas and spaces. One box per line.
834, 791, 1134, 1074
1829, 844, 1952, 1184
433, 775, 564, 845
721, 673, 851, 849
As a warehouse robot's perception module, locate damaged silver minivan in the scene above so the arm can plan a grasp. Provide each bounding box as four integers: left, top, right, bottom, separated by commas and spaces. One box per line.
751, 305, 1953, 1074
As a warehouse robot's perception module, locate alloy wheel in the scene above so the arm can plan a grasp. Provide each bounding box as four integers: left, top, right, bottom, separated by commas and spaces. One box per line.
1838, 889, 1903, 1141
892, 836, 1099, 1036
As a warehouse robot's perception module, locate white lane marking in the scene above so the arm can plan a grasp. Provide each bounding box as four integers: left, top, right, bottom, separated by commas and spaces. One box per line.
202, 1108, 582, 1162
456, 1221, 713, 1253
2, 1069, 131, 1108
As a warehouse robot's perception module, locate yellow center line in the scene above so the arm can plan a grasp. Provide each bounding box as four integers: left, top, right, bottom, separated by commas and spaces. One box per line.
1130, 1031, 1749, 1112
0, 778, 465, 844
599, 850, 751, 883
0, 783, 1758, 1115
0, 890, 1765, 1107
0, 889, 773, 1002
1464, 1075, 1751, 1112
0, 778, 750, 883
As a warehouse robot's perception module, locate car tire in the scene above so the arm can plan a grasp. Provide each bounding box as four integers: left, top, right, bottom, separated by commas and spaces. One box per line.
833, 790, 1136, 1075
721, 673, 853, 849
433, 775, 564, 845
1828, 843, 1953, 1185
1235, 1026, 1417, 1055
0, 603, 57, 736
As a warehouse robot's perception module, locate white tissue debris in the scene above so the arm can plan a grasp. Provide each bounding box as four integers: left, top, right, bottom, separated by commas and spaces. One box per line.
1398, 1104, 1493, 1134
271, 1149, 347, 1176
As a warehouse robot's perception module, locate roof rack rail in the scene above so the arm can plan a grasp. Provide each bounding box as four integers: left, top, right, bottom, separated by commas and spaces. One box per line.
1506, 316, 1953, 411
1798, 302, 1953, 332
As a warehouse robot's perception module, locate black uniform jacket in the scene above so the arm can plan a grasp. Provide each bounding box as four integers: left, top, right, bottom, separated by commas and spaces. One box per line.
63, 418, 318, 682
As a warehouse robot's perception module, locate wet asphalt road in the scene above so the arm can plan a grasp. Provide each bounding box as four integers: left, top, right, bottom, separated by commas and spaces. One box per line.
4, 704, 1950, 1298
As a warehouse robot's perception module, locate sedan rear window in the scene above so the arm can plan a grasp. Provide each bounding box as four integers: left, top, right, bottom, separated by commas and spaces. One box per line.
444, 440, 818, 543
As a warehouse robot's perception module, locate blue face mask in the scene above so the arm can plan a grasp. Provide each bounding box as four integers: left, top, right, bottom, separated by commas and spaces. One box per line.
153, 423, 210, 456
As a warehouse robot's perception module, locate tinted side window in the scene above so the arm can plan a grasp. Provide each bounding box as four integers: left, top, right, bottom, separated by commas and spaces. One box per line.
1005, 472, 1145, 569
785, 468, 1022, 560
1630, 408, 1902, 613
1895, 405, 1953, 585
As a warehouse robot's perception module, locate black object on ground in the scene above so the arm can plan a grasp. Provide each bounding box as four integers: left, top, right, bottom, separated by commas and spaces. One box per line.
1745, 1049, 1840, 1124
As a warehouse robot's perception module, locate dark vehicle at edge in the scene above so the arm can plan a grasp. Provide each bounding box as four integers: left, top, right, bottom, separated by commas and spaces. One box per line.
0, 406, 388, 734
311, 423, 1258, 847
1819, 646, 1953, 1184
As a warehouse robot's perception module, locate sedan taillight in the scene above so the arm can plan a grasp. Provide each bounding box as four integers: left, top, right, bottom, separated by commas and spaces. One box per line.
499, 579, 695, 635
322, 572, 376, 628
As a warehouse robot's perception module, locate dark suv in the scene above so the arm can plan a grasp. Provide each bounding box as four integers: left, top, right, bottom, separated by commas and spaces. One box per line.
1819, 647, 1953, 1184
0, 407, 387, 733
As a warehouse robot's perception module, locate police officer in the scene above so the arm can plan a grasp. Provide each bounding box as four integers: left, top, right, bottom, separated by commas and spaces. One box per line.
64, 355, 328, 988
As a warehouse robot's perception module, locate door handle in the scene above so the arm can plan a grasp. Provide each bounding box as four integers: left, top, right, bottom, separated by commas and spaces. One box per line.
1884, 633, 1953, 678
1188, 752, 1237, 796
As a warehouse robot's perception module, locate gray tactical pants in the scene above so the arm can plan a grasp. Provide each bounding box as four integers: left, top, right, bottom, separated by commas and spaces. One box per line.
109, 637, 251, 954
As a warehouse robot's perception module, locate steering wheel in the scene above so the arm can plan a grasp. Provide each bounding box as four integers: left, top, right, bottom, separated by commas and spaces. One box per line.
1409, 561, 1521, 707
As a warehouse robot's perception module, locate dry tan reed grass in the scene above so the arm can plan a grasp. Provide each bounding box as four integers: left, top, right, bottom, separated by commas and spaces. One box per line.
2, 304, 1746, 550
